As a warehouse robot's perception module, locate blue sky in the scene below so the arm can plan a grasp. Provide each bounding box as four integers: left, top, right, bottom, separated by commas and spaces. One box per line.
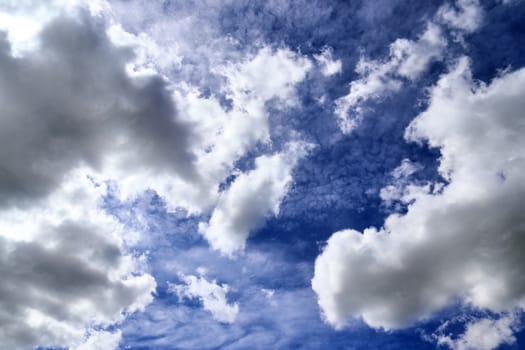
1, 0, 525, 349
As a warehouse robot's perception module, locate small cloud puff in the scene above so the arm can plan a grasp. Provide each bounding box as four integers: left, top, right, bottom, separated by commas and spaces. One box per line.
169, 273, 240, 324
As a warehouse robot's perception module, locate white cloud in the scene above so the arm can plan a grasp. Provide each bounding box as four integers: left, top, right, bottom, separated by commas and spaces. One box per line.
0, 1, 314, 214
379, 159, 423, 207
335, 23, 446, 133
169, 273, 239, 324
314, 47, 342, 77
143, 46, 313, 215
312, 58, 525, 329
0, 4, 208, 348
190, 46, 311, 186
199, 141, 313, 256
437, 0, 482, 33
0, 172, 155, 349
435, 315, 518, 350
334, 0, 484, 134
76, 330, 123, 350
93, 3, 316, 253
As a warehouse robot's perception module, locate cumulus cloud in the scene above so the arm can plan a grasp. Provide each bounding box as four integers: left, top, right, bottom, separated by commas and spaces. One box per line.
199, 141, 313, 256
0, 172, 155, 349
97, 44, 312, 215
435, 314, 519, 350
0, 4, 216, 348
169, 273, 239, 324
183, 47, 312, 193
0, 11, 198, 209
312, 58, 525, 329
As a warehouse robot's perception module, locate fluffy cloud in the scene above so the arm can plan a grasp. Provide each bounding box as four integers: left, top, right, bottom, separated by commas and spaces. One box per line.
103, 44, 313, 214
200, 142, 313, 256
0, 5, 209, 348
177, 47, 312, 210
334, 0, 483, 134
437, 0, 482, 33
0, 11, 198, 209
312, 58, 525, 329
169, 273, 239, 324
335, 23, 446, 133
435, 314, 518, 350
314, 47, 342, 77
379, 158, 423, 208
0, 172, 155, 349
76, 330, 123, 350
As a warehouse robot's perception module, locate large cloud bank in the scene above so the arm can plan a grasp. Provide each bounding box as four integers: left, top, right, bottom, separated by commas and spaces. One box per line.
312, 57, 525, 329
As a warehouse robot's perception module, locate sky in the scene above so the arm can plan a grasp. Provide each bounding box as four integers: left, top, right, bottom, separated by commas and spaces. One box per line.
0, 0, 525, 349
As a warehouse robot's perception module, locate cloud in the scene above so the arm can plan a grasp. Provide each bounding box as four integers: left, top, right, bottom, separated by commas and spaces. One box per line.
178, 47, 312, 209
199, 142, 313, 255
0, 11, 198, 209
0, 5, 217, 348
435, 314, 519, 350
115, 45, 313, 220
334, 0, 484, 134
437, 0, 482, 33
334, 22, 446, 133
312, 58, 525, 329
0, 0, 109, 55
76, 330, 123, 350
0, 172, 155, 349
0, 10, 315, 347
169, 273, 239, 324
314, 47, 342, 77
379, 158, 424, 208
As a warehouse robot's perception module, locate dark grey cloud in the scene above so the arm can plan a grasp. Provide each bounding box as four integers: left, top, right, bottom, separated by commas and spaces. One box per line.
0, 12, 195, 208
0, 8, 210, 348
0, 177, 156, 349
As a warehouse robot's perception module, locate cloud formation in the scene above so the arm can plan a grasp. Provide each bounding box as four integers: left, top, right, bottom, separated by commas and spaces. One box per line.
0, 7, 201, 349
169, 273, 239, 324
0, 2, 315, 345
334, 23, 446, 133
312, 57, 525, 329
172, 47, 312, 212
0, 12, 197, 209
200, 142, 313, 255
434, 314, 519, 350
0, 172, 155, 349
334, 0, 482, 134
